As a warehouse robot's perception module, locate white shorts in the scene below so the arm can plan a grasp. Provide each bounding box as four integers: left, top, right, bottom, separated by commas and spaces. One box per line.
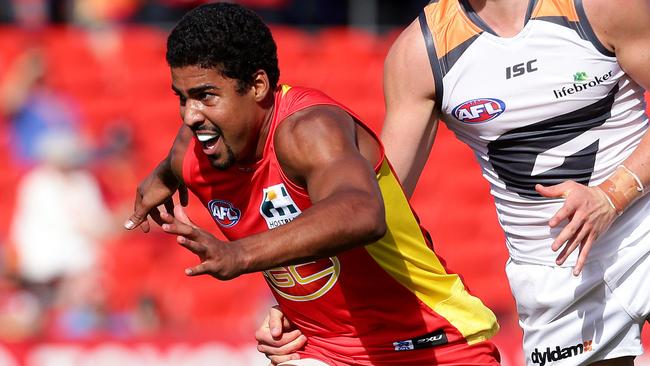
278, 360, 330, 366
506, 241, 650, 366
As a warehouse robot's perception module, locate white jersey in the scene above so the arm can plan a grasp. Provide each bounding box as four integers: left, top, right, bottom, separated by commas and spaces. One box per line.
420, 0, 649, 266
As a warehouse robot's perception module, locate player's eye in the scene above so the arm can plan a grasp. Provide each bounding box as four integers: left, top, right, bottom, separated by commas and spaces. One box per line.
199, 93, 216, 103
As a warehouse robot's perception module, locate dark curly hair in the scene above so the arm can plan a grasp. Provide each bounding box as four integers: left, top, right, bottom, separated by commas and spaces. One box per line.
166, 2, 279, 93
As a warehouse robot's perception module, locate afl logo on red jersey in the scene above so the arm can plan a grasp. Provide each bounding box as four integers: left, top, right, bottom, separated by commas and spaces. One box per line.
208, 199, 241, 228
452, 98, 506, 123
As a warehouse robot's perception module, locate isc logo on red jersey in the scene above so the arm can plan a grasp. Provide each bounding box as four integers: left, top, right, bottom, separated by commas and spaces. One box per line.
208, 199, 241, 228
452, 98, 506, 123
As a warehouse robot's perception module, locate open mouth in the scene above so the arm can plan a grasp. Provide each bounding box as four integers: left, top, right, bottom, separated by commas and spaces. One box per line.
196, 132, 221, 155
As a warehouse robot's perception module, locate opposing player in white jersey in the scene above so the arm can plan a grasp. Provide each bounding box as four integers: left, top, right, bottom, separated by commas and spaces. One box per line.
256, 0, 650, 365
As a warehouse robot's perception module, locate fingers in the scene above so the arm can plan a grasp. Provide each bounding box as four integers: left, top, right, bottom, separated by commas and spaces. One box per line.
148, 206, 165, 227
164, 199, 175, 217
161, 212, 196, 237
573, 232, 596, 276
125, 192, 149, 231
550, 212, 578, 251
535, 182, 571, 199
267, 353, 301, 365
179, 184, 189, 206
185, 261, 211, 276
140, 220, 151, 233
269, 306, 286, 338
255, 306, 305, 365
255, 313, 272, 341
554, 222, 586, 265
173, 205, 196, 228
125, 204, 163, 232
548, 205, 572, 228
257, 331, 307, 364
177, 236, 207, 256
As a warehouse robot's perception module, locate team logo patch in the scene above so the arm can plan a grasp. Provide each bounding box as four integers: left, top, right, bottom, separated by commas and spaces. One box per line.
264, 257, 341, 302
208, 199, 241, 228
452, 98, 506, 123
259, 183, 302, 229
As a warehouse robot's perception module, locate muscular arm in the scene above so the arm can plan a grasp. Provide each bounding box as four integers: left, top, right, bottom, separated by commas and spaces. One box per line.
585, 0, 650, 187
163, 105, 387, 279
234, 105, 386, 272
380, 19, 438, 197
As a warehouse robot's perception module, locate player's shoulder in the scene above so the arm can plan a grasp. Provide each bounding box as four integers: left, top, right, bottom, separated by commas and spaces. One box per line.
581, 0, 650, 51
384, 18, 436, 102
277, 85, 338, 115
385, 19, 424, 70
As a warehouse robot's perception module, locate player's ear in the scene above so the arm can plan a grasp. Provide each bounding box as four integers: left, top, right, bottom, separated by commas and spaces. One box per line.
251, 70, 270, 102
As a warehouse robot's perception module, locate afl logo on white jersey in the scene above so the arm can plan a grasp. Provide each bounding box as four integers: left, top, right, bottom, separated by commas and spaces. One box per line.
452, 98, 506, 123
208, 199, 241, 228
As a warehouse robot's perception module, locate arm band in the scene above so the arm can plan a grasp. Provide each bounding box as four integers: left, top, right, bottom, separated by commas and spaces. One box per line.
597, 165, 645, 215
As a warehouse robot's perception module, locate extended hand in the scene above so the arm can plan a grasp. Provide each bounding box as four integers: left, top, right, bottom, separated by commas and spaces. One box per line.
255, 306, 306, 365
161, 206, 243, 280
124, 166, 188, 233
536, 181, 617, 275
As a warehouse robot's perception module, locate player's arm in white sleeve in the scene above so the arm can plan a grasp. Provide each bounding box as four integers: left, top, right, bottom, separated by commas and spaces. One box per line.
380, 19, 439, 198
535, 0, 650, 275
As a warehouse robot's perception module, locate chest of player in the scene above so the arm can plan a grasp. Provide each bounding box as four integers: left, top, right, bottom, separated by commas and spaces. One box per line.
186, 158, 311, 240
439, 20, 622, 142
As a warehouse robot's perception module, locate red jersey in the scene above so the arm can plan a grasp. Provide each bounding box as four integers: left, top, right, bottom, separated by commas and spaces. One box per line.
182, 85, 499, 365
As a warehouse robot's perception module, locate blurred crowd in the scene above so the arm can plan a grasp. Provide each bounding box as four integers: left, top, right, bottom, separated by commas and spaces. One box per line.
0, 0, 427, 29
0, 33, 165, 342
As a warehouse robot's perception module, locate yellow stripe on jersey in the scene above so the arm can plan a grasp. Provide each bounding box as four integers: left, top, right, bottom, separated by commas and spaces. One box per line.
422, 0, 482, 59
365, 160, 499, 344
532, 0, 579, 21
281, 84, 292, 96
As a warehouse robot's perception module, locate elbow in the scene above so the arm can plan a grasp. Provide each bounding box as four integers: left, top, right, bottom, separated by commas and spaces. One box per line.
358, 199, 387, 243
368, 218, 387, 243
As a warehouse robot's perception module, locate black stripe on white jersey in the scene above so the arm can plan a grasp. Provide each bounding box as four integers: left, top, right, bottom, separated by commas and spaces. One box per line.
486, 84, 619, 198
419, 11, 444, 110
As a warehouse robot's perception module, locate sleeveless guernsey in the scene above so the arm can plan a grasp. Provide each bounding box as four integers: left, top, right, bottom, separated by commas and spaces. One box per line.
420, 0, 650, 266
182, 85, 498, 364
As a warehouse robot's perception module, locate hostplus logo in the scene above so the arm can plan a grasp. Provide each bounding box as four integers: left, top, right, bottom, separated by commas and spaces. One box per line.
553, 70, 613, 99
260, 183, 302, 229
531, 340, 593, 366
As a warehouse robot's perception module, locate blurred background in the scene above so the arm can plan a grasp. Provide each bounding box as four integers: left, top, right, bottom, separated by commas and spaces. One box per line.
0, 1, 648, 365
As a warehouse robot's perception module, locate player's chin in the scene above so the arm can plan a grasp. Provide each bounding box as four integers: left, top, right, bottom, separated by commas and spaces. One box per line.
208, 154, 234, 170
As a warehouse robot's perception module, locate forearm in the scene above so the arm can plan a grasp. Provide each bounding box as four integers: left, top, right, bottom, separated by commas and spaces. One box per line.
597, 126, 650, 214
619, 125, 650, 188
381, 115, 437, 197
235, 190, 386, 273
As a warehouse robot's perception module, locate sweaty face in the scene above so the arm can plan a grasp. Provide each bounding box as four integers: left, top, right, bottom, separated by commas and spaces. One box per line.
171, 65, 260, 170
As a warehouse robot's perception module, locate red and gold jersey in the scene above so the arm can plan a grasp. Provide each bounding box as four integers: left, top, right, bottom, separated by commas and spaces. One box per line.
182, 85, 499, 365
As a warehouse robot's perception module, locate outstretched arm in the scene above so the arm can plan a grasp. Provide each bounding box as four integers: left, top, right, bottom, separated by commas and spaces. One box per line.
160, 105, 386, 279
536, 0, 650, 275
380, 19, 439, 197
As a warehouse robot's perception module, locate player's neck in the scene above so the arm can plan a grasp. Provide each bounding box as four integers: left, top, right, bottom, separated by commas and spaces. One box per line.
467, 0, 531, 37
254, 94, 276, 162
